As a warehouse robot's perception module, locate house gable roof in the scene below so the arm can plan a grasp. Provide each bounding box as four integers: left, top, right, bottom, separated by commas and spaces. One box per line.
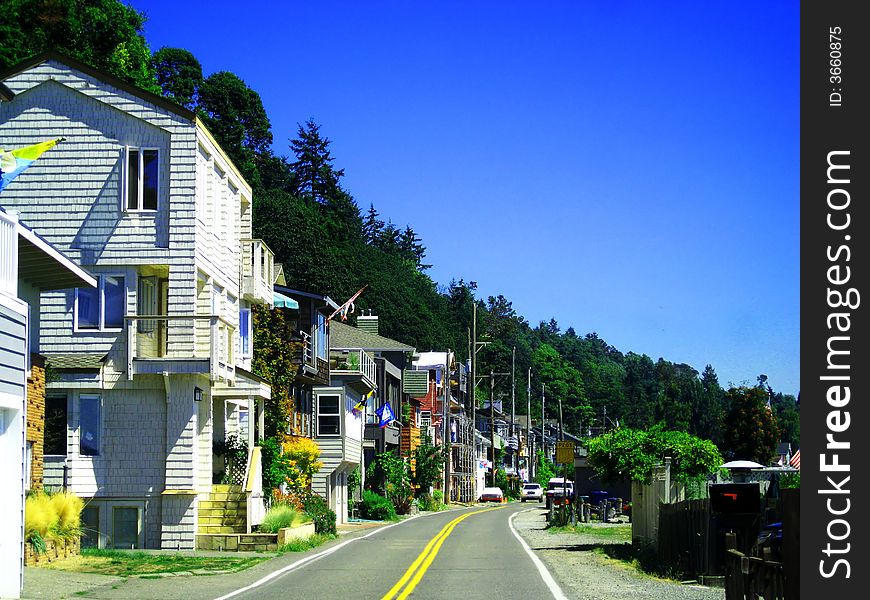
0, 51, 195, 121
330, 320, 415, 352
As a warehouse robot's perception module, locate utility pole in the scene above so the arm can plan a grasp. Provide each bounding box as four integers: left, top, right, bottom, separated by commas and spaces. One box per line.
471, 303, 489, 498
527, 367, 532, 481
558, 394, 563, 441
510, 346, 516, 476
541, 383, 546, 456
443, 349, 451, 503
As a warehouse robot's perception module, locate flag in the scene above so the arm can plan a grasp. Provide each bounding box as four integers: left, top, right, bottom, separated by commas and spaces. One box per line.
327, 285, 367, 322
0, 139, 64, 192
375, 401, 395, 427
789, 449, 800, 470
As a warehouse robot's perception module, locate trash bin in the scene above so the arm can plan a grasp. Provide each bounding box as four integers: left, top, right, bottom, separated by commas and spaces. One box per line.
590, 490, 609, 506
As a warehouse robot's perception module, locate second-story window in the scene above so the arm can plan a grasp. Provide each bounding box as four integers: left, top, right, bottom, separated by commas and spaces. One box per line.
76, 275, 125, 331
125, 148, 159, 211
315, 312, 328, 361
239, 308, 252, 357
317, 394, 341, 436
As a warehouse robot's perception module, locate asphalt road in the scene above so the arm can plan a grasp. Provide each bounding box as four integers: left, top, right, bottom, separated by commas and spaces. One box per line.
221, 503, 559, 600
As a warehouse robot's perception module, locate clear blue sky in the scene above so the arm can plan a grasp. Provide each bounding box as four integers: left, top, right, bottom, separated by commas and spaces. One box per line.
138, 1, 800, 396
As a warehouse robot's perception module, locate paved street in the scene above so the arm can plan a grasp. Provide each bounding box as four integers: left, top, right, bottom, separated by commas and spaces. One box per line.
22, 504, 723, 600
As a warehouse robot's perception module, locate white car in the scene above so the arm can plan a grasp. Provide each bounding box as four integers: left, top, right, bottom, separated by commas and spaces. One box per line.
479, 487, 505, 502
521, 482, 543, 502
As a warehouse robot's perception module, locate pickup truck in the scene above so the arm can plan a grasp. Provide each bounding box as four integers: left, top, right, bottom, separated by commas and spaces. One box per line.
545, 477, 574, 509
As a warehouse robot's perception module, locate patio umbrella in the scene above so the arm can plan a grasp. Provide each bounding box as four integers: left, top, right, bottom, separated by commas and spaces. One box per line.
720, 460, 764, 469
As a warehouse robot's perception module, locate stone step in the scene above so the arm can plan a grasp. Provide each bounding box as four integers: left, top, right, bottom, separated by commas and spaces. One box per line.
207, 493, 247, 502
238, 542, 278, 552
212, 484, 244, 493
199, 507, 246, 518
239, 534, 278, 545
197, 516, 246, 527
198, 525, 246, 534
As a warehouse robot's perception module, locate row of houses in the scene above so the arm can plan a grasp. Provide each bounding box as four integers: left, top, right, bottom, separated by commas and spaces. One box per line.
0, 53, 564, 597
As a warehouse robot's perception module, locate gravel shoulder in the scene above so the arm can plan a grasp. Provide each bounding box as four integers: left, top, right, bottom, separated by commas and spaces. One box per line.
511, 506, 725, 600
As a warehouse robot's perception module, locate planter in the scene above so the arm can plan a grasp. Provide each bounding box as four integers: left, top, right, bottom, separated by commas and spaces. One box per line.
24, 537, 80, 566
277, 522, 316, 545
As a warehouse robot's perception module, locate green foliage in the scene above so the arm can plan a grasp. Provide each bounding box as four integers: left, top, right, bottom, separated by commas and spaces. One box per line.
780, 471, 800, 489
586, 426, 722, 485
358, 490, 397, 521
368, 451, 414, 514
298, 492, 336, 536
259, 504, 302, 533
278, 532, 336, 553
411, 433, 446, 495
535, 451, 556, 487
416, 492, 447, 512
0, 0, 159, 93
29, 530, 47, 554
197, 70, 273, 187
722, 386, 780, 464
259, 437, 294, 492
151, 46, 201, 109
252, 304, 301, 438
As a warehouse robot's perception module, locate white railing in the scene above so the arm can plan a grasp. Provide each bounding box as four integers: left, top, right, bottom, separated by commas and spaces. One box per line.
125, 314, 235, 382
330, 348, 377, 389
0, 211, 18, 297
240, 239, 274, 305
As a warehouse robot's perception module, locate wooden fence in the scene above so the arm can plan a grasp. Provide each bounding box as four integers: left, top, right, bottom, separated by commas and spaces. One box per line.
724, 548, 785, 599
658, 498, 712, 576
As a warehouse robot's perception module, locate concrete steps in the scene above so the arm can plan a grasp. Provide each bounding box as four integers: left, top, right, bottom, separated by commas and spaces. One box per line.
197, 484, 247, 535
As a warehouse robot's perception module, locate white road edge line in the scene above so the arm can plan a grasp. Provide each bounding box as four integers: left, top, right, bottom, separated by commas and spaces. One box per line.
213, 508, 466, 600
509, 509, 569, 600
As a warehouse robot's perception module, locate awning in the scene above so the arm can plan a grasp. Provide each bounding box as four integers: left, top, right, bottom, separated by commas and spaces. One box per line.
273, 291, 299, 309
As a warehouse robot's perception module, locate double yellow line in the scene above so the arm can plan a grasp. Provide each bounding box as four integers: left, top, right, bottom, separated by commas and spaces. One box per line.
381, 506, 505, 600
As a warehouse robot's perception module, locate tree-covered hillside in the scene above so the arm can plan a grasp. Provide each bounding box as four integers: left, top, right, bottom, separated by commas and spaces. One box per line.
0, 0, 798, 457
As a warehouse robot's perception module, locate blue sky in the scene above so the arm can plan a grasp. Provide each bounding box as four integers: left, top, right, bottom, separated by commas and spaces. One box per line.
138, 1, 800, 396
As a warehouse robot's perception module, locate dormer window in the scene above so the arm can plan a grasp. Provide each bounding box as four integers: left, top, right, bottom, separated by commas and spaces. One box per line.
125, 148, 159, 211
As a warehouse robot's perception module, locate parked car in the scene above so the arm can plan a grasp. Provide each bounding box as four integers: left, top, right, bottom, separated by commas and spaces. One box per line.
521, 482, 543, 502
479, 487, 505, 502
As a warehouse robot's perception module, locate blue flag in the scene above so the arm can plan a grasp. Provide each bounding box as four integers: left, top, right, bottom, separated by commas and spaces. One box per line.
375, 402, 395, 428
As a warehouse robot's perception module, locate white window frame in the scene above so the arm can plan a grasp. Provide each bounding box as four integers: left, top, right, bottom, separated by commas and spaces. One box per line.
75, 274, 126, 332
316, 393, 342, 437
419, 410, 432, 428
79, 394, 102, 457
123, 147, 160, 212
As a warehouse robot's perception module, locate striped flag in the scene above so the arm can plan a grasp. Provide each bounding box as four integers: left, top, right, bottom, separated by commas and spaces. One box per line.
0, 139, 64, 192
327, 285, 367, 322
789, 449, 800, 470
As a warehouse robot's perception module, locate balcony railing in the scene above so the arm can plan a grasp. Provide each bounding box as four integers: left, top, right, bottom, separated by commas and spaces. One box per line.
241, 239, 275, 305
329, 348, 377, 390
125, 314, 236, 382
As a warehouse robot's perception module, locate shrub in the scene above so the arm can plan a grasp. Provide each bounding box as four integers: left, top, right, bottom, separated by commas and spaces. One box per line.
260, 504, 303, 533
416, 493, 444, 512
50, 491, 83, 539
298, 491, 336, 535
25, 492, 58, 541
359, 490, 397, 520
25, 491, 83, 545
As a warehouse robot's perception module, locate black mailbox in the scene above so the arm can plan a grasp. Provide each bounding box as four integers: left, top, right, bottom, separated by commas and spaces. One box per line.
710, 483, 761, 514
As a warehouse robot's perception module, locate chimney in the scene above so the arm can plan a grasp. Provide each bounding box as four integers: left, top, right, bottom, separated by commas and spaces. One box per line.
357, 313, 379, 335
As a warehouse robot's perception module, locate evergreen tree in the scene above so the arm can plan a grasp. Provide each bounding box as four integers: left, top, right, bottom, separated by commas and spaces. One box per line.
363, 203, 384, 245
